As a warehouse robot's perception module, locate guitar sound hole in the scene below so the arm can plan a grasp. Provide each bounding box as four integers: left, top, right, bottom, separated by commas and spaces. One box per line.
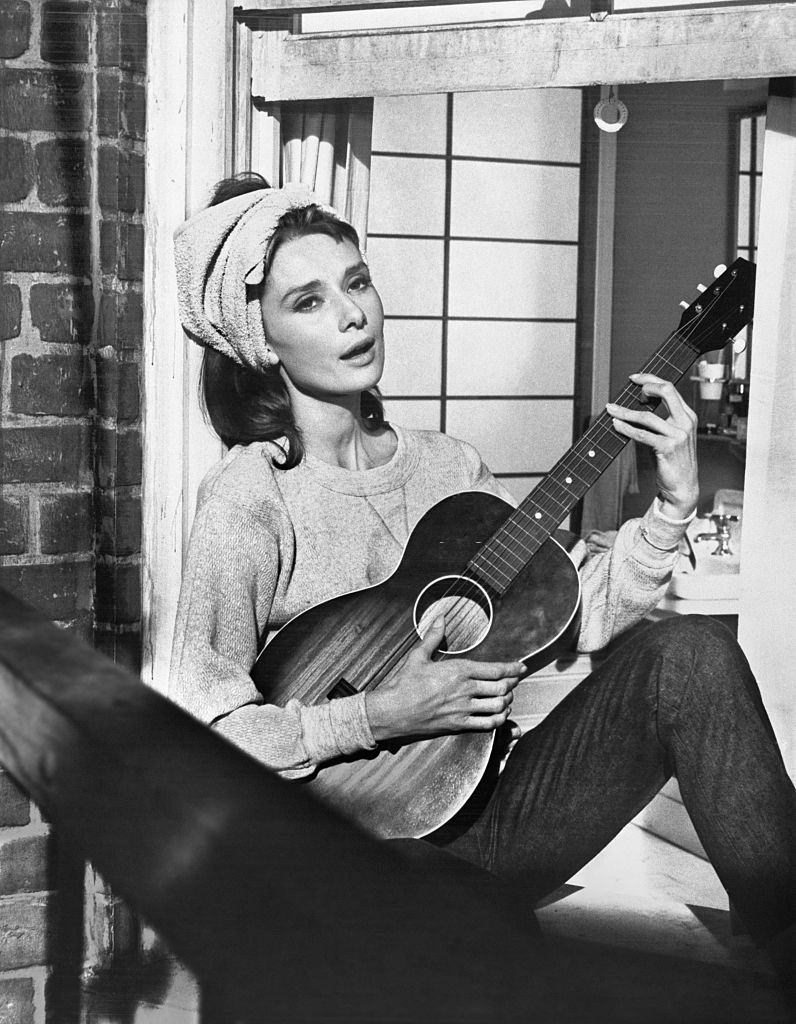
413, 575, 493, 655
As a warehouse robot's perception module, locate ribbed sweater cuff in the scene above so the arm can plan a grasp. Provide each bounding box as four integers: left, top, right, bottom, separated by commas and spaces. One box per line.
300, 692, 377, 765
638, 498, 696, 553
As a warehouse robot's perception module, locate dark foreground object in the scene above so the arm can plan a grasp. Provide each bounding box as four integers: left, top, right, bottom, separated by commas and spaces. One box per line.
0, 588, 552, 1023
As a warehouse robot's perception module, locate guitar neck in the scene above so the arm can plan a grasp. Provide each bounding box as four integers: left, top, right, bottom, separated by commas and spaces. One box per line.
468, 329, 701, 595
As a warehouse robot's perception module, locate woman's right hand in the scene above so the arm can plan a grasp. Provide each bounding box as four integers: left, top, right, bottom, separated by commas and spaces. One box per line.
365, 616, 525, 743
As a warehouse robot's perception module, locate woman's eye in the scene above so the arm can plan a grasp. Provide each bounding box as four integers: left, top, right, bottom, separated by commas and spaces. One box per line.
350, 275, 371, 292
294, 295, 320, 312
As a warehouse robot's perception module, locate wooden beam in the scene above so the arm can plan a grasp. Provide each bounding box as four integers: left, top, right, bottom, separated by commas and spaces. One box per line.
0, 589, 542, 1023
143, 0, 229, 695
737, 77, 796, 778
238, 0, 793, 13
239, 0, 531, 12
250, 3, 796, 101
143, 0, 192, 695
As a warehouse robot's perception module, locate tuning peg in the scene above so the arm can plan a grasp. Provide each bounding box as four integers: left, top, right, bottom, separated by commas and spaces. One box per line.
679, 300, 690, 309
713, 263, 727, 278
696, 283, 707, 293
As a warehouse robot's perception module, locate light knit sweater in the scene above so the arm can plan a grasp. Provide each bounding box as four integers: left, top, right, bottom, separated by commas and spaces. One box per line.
169, 425, 689, 779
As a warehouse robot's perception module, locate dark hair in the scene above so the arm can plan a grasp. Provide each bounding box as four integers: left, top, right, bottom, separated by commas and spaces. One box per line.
200, 172, 385, 468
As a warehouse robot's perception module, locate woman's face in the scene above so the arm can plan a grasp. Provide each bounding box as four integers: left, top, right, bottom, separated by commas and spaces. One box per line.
260, 233, 385, 401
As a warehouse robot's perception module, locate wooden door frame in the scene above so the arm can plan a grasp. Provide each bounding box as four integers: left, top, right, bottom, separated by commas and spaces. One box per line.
144, 1, 796, 773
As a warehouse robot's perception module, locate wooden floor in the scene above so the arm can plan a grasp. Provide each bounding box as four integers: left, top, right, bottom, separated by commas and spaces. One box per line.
79, 823, 788, 1023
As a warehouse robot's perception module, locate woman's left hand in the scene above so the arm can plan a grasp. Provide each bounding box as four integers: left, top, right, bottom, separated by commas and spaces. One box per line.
606, 373, 699, 520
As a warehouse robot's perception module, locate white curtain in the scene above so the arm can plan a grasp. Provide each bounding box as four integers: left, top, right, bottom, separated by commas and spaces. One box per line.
281, 99, 374, 247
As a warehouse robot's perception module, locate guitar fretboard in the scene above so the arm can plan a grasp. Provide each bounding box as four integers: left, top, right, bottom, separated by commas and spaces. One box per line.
468, 330, 701, 595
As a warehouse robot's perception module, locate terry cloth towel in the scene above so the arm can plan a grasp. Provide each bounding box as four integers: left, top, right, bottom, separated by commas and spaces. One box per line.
173, 184, 336, 371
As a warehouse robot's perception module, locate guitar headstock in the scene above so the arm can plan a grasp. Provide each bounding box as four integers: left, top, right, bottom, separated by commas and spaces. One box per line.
678, 257, 755, 355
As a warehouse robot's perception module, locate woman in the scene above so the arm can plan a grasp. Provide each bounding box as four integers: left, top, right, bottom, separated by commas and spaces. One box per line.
171, 174, 793, 1012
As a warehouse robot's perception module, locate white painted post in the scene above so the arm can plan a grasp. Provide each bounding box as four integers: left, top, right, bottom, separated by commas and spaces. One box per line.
737, 78, 796, 776
142, 0, 231, 694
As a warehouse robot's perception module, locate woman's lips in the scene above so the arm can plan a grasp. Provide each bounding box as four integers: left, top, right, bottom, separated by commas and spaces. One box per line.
341, 338, 375, 360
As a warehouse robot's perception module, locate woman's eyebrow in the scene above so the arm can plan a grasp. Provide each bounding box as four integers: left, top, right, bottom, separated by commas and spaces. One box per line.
280, 261, 368, 304
281, 279, 322, 303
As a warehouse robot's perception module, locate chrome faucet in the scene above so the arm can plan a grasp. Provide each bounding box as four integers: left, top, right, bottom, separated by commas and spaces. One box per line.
695, 513, 739, 556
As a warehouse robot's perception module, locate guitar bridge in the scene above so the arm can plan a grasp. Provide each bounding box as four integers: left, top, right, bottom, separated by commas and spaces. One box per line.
327, 676, 357, 700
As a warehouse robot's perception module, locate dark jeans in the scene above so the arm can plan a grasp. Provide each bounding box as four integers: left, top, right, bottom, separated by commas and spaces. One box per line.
432, 614, 795, 947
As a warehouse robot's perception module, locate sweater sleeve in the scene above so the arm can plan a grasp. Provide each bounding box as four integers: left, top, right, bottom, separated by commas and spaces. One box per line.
169, 493, 375, 779
574, 498, 694, 651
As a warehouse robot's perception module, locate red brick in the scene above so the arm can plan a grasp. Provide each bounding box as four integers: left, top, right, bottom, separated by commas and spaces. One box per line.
98, 290, 142, 352
96, 426, 142, 487
40, 1, 90, 64
96, 354, 140, 421
0, 895, 48, 970
1, 284, 23, 341
97, 73, 145, 141
0, 68, 88, 133
95, 561, 141, 625
116, 361, 140, 421
98, 490, 140, 556
10, 353, 93, 417
98, 146, 144, 214
39, 491, 93, 555
29, 283, 94, 345
0, 772, 30, 828
0, 2, 31, 60
35, 138, 90, 207
100, 220, 144, 279
0, 425, 91, 484
0, 495, 28, 556
0, 136, 33, 204
0, 560, 92, 620
0, 834, 53, 897
97, 9, 146, 73
11, 352, 93, 418
0, 213, 90, 276
0, 976, 35, 1024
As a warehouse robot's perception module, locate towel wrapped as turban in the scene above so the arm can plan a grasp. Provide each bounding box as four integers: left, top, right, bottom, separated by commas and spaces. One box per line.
173, 184, 344, 371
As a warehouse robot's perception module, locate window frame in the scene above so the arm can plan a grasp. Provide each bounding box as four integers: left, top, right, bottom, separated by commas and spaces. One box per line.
144, 0, 796, 774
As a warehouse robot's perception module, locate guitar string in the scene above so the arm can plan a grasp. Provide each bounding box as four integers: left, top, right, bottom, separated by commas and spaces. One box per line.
469, 279, 737, 588
352, 276, 746, 696
357, 278, 741, 692
424, 277, 743, 657
461, 341, 705, 592
427, 315, 723, 653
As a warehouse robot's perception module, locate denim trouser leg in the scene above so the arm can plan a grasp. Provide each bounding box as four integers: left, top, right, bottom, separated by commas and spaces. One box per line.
440, 615, 795, 946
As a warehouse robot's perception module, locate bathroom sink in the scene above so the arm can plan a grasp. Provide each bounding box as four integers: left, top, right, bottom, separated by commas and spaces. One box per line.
667, 555, 740, 600
665, 503, 742, 603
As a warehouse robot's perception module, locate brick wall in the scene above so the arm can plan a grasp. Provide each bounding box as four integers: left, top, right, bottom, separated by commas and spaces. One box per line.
0, 0, 146, 1013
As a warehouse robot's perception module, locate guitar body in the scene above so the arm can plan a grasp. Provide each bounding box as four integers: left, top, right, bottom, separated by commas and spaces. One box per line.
252, 490, 581, 839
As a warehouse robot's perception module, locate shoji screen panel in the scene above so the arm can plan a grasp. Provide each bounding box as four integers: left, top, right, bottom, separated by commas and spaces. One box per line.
368, 89, 582, 504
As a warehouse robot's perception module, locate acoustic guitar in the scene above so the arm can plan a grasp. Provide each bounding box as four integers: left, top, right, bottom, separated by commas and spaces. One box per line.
251, 258, 755, 839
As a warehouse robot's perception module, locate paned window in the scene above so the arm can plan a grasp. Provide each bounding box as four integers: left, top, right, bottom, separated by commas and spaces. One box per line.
367, 89, 582, 504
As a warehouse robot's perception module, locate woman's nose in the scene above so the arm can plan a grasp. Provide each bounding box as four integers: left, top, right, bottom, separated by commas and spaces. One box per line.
338, 293, 366, 331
